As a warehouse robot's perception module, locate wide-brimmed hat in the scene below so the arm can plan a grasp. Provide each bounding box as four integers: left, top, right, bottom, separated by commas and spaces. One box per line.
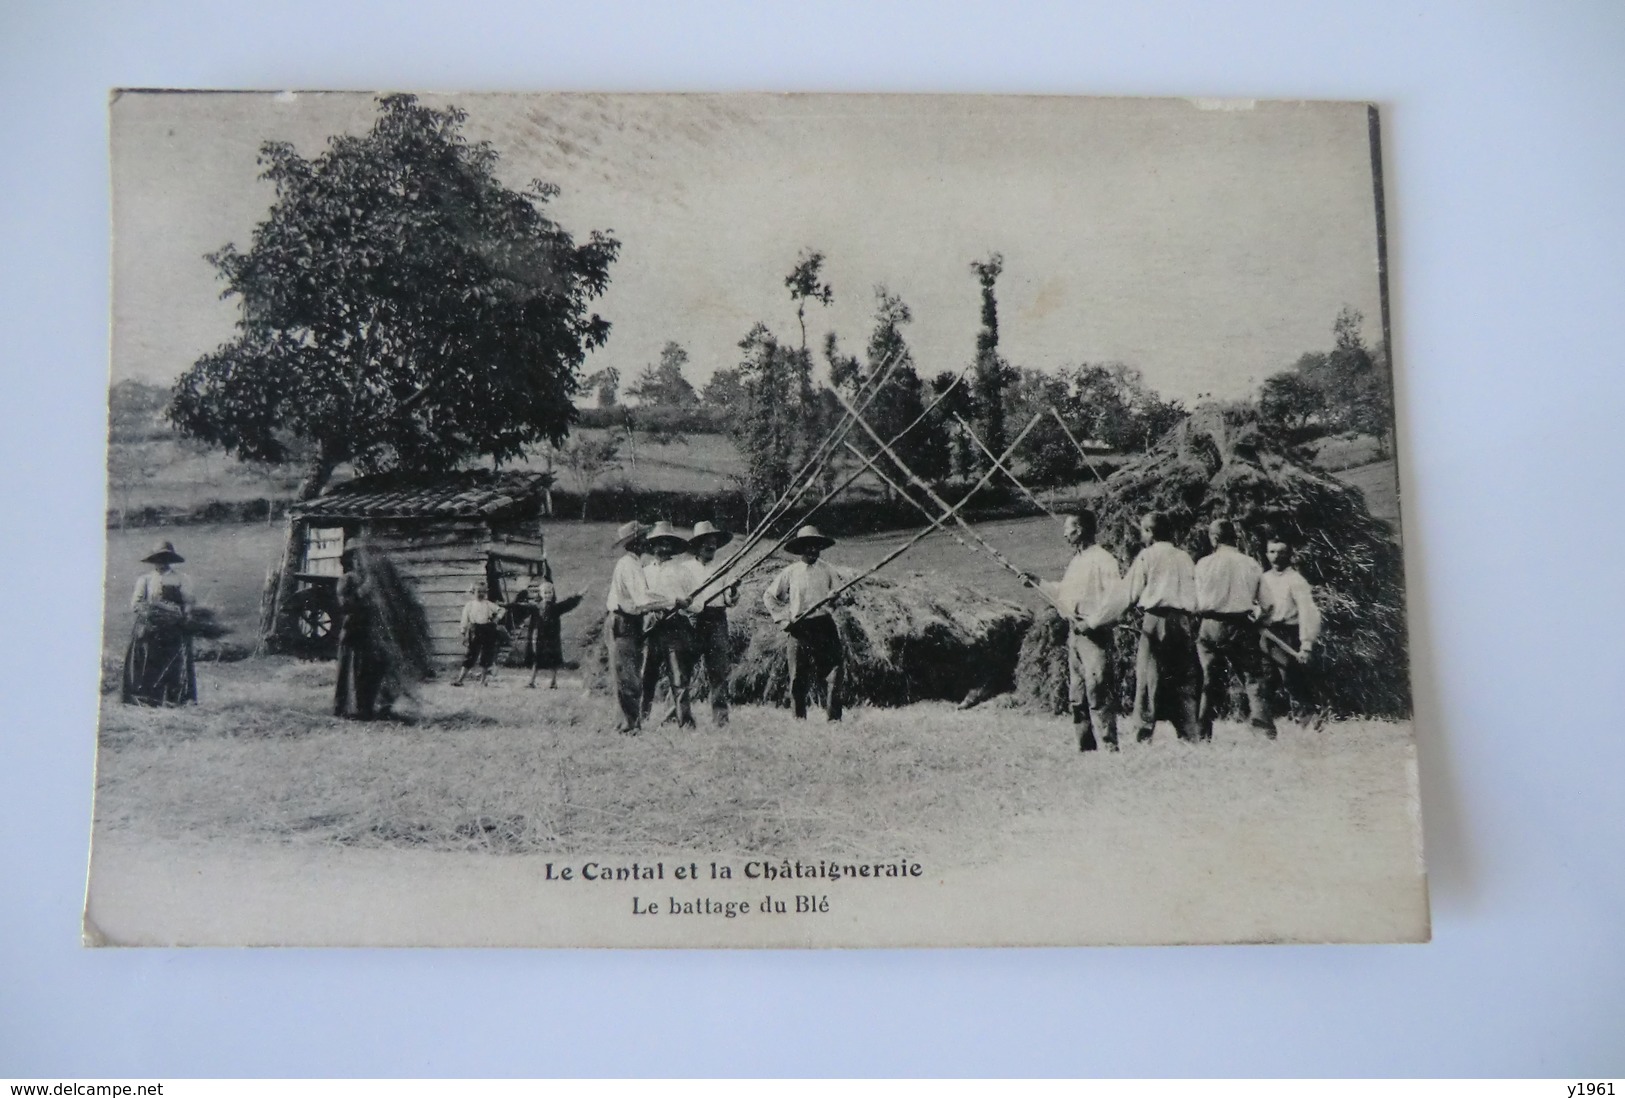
688, 520, 733, 549
610, 521, 647, 550
784, 525, 835, 555
643, 520, 689, 552
141, 540, 184, 565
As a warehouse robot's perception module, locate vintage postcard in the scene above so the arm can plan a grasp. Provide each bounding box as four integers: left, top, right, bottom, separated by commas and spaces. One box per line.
89, 91, 1426, 946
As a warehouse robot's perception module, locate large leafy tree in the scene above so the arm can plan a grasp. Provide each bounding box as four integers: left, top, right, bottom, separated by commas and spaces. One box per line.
168, 94, 620, 501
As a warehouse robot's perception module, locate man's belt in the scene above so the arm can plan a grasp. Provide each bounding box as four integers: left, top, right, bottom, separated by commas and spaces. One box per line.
1141, 605, 1193, 617
1197, 610, 1254, 623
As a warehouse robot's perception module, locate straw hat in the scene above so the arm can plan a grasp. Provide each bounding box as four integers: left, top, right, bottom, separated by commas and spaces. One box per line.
643, 520, 689, 552
141, 540, 184, 565
610, 521, 647, 550
784, 525, 835, 555
688, 520, 733, 549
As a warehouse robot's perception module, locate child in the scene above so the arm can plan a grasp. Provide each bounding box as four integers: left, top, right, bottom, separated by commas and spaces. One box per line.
453, 581, 504, 686
518, 564, 584, 689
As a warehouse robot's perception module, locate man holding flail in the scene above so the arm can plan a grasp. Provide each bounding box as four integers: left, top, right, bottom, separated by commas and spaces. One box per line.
1256, 532, 1324, 733
604, 521, 681, 734
763, 525, 846, 722
684, 521, 740, 727
1025, 509, 1129, 752
639, 520, 701, 729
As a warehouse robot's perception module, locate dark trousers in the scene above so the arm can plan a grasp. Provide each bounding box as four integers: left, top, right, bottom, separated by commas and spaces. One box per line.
1259, 623, 1314, 729
1068, 625, 1117, 746
606, 611, 645, 731
1134, 609, 1201, 741
463, 622, 500, 670
694, 608, 732, 725
787, 614, 844, 721
642, 616, 697, 728
1195, 613, 1269, 739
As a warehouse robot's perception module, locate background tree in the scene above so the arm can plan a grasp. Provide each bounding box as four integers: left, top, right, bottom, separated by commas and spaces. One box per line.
930, 370, 981, 479
167, 94, 620, 503
783, 251, 831, 474
1256, 306, 1394, 454
1006, 367, 1078, 486
626, 341, 699, 406
1258, 370, 1326, 434
724, 323, 804, 525
969, 253, 1014, 469
785, 249, 834, 359
584, 366, 621, 408
558, 434, 623, 521
838, 287, 949, 488
701, 366, 745, 411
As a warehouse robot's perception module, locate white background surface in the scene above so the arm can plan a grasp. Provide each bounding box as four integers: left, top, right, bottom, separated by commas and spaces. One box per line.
2, 0, 1622, 1077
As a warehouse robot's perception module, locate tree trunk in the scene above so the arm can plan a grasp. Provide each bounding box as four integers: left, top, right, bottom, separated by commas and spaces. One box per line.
296, 449, 337, 502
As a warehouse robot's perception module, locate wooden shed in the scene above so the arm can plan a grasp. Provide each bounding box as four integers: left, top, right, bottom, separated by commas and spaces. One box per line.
269, 470, 554, 665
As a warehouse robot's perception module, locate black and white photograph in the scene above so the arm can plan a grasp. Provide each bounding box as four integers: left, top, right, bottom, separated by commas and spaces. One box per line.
88, 90, 1426, 947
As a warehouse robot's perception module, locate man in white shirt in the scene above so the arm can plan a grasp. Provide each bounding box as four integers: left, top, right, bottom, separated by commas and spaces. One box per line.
639, 521, 700, 729
684, 521, 740, 726
1026, 509, 1126, 752
1123, 511, 1201, 743
604, 521, 680, 734
1257, 533, 1324, 732
1193, 517, 1268, 742
763, 525, 845, 721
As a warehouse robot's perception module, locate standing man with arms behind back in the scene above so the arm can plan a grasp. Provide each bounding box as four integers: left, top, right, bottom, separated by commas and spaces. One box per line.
1193, 517, 1269, 742
1123, 510, 1202, 743
1257, 532, 1324, 732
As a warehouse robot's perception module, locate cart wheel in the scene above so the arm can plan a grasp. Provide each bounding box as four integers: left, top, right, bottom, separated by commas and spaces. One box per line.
286, 588, 339, 658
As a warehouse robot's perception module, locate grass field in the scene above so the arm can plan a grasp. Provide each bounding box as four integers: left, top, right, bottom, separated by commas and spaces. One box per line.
95, 656, 1417, 868
1333, 459, 1401, 526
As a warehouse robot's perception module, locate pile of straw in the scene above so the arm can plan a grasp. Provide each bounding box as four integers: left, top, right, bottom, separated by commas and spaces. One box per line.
1032, 404, 1410, 718
352, 544, 436, 697
1012, 607, 1071, 715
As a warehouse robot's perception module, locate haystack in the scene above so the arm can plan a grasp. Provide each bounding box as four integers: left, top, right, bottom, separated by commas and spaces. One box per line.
581, 569, 1032, 709
1024, 404, 1409, 718
352, 543, 436, 698
1012, 607, 1070, 715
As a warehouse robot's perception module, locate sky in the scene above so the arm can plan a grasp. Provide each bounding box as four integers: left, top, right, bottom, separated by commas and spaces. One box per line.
110, 91, 1385, 404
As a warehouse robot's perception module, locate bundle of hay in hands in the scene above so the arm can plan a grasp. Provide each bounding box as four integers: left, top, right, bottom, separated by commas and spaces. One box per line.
1015, 404, 1410, 719
581, 570, 1032, 710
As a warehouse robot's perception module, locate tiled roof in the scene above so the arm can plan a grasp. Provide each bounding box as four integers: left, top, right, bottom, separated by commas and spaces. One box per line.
292, 470, 554, 520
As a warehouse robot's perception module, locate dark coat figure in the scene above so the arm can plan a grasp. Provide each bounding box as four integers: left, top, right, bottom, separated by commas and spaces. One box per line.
512, 569, 584, 689
333, 567, 386, 719
333, 544, 433, 718
121, 541, 197, 707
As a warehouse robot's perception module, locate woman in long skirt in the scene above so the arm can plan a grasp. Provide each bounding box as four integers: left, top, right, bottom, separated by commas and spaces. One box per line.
121, 540, 197, 706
